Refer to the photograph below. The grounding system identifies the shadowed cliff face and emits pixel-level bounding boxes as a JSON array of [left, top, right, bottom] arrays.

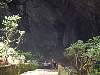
[[6, 0, 100, 59]]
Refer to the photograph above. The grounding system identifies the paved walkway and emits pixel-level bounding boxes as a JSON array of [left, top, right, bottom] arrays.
[[20, 69, 58, 75]]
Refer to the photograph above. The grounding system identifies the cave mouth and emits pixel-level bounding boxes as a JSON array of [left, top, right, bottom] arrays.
[[3, 0, 100, 60]]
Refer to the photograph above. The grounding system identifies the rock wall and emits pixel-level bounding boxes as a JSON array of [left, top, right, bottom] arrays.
[[1, 0, 100, 59]]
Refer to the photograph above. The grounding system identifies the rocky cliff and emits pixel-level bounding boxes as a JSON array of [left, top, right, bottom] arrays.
[[1, 0, 100, 59]]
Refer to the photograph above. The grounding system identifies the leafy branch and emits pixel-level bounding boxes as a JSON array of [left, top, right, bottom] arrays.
[[65, 36, 100, 75]]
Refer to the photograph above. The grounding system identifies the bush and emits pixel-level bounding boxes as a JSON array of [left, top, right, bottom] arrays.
[[0, 63, 39, 75], [65, 36, 100, 75], [17, 63, 39, 74], [92, 61, 100, 75]]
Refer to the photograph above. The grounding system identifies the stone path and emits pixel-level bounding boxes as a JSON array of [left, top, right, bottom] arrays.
[[20, 69, 58, 75]]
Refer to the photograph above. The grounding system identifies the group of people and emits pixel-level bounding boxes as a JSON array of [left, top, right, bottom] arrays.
[[43, 59, 58, 69]]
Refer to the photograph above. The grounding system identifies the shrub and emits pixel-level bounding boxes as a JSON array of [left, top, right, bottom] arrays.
[[17, 63, 39, 74], [65, 36, 100, 75], [0, 15, 33, 65], [0, 63, 39, 75], [0, 15, 39, 75]]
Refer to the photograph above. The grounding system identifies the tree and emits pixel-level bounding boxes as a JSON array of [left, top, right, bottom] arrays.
[[65, 36, 100, 75], [1, 15, 25, 48], [0, 15, 26, 64]]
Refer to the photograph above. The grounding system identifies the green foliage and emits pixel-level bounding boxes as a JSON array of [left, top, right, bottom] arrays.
[[1, 15, 24, 47], [66, 40, 86, 56], [92, 63, 100, 75], [0, 15, 34, 65], [0, 0, 12, 7], [17, 63, 39, 74], [17, 50, 33, 61], [0, 13, 38, 75], [65, 36, 100, 61], [0, 63, 39, 75], [86, 36, 100, 61], [65, 36, 100, 75], [0, 15, 25, 60], [2, 15, 21, 30], [0, 0, 12, 3]]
